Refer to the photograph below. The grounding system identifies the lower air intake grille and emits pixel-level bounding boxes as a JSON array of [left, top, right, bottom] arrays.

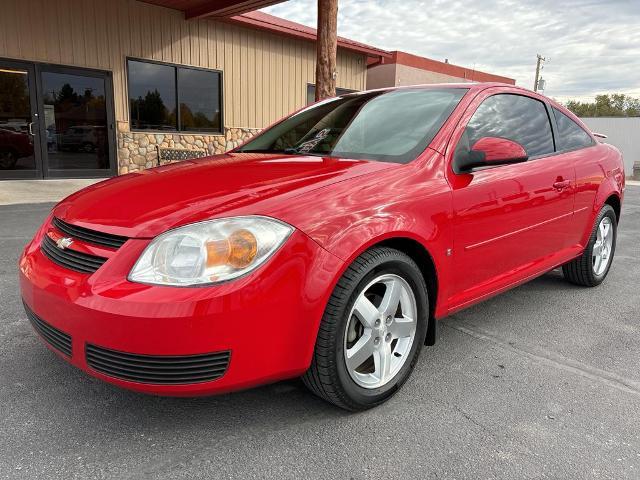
[[85, 344, 231, 385], [24, 303, 72, 357], [41, 235, 107, 273]]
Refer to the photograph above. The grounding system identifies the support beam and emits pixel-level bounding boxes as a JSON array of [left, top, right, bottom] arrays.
[[315, 0, 338, 101]]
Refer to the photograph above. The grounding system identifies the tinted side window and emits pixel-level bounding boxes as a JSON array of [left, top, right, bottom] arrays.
[[127, 59, 222, 133], [457, 94, 555, 159], [128, 60, 177, 130], [179, 68, 222, 133], [553, 108, 594, 151]]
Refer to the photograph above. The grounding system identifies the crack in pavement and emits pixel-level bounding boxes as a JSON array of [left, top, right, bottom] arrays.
[[444, 322, 640, 397]]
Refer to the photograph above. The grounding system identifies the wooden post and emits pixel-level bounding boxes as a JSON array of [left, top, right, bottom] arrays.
[[315, 0, 338, 101]]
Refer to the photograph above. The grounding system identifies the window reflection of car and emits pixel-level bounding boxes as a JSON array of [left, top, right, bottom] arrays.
[[0, 126, 32, 169], [1, 123, 28, 134], [59, 126, 106, 153]]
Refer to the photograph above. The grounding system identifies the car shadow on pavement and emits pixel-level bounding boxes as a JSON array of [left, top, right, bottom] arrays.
[[512, 268, 584, 292]]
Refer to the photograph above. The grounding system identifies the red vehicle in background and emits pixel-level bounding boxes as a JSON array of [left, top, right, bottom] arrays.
[[0, 126, 32, 169], [20, 83, 624, 410]]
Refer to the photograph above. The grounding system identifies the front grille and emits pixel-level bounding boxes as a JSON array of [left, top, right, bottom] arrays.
[[24, 302, 72, 357], [53, 217, 128, 249], [85, 344, 231, 385], [41, 234, 107, 273]]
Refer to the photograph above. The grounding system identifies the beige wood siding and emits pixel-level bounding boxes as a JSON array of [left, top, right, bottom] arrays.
[[0, 0, 367, 129]]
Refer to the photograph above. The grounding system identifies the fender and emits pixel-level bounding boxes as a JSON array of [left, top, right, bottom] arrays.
[[302, 228, 446, 358], [263, 147, 455, 321], [265, 155, 455, 355], [580, 162, 623, 248]]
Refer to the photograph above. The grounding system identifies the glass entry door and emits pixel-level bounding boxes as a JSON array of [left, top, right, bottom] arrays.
[[0, 60, 115, 179], [0, 60, 41, 179], [39, 66, 115, 178]]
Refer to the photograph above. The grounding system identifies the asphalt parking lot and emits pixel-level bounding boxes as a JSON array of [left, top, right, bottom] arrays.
[[1, 187, 639, 480]]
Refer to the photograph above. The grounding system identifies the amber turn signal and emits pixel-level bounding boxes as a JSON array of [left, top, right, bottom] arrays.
[[206, 229, 258, 269]]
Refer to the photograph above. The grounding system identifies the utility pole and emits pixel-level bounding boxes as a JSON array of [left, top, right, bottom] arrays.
[[533, 54, 546, 92], [315, 0, 338, 101]]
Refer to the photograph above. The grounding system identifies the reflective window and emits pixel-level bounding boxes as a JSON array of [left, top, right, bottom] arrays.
[[553, 107, 594, 151], [179, 68, 221, 132], [457, 94, 555, 159], [0, 67, 35, 172], [128, 59, 222, 133], [42, 71, 110, 170], [128, 60, 176, 130], [239, 88, 467, 164]]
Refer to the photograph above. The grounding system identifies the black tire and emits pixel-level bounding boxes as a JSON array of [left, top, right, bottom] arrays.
[[302, 247, 429, 411], [562, 204, 617, 287]]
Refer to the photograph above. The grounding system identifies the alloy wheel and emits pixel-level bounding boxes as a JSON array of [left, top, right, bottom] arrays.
[[593, 216, 613, 276], [343, 274, 417, 389]]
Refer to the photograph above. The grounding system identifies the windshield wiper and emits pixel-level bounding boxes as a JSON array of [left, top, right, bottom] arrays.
[[237, 147, 325, 157]]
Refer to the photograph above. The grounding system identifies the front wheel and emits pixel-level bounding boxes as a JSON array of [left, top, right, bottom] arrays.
[[302, 247, 428, 411], [563, 204, 617, 286]]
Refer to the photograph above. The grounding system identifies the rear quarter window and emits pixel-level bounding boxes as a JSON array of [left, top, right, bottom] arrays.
[[552, 108, 595, 151]]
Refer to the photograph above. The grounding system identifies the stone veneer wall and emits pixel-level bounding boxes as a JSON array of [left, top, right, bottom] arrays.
[[116, 126, 261, 174]]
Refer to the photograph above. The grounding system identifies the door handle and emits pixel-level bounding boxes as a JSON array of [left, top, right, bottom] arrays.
[[28, 122, 34, 136], [552, 180, 571, 191]]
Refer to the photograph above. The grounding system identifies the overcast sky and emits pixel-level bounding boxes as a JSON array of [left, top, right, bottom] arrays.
[[262, 0, 640, 102]]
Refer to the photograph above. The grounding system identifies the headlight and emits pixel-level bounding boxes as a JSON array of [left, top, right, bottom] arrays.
[[128, 216, 293, 286]]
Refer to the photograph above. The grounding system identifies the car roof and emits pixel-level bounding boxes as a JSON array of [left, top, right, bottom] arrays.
[[352, 82, 531, 95], [342, 81, 571, 112]]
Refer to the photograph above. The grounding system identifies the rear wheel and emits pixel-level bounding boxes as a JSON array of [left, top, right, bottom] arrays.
[[563, 204, 617, 286], [302, 247, 428, 411]]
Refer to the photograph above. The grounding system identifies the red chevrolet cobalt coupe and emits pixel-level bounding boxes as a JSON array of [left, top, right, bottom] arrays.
[[20, 83, 624, 410]]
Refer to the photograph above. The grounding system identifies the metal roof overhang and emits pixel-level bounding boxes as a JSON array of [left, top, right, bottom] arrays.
[[140, 2, 390, 60], [141, 1, 288, 19]]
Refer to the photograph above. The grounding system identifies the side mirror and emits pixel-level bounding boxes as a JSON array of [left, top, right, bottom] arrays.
[[455, 137, 528, 173]]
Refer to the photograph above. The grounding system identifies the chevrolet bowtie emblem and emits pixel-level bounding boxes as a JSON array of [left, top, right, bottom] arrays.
[[56, 237, 74, 250]]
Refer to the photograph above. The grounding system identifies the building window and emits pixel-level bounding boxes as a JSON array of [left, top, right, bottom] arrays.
[[127, 59, 222, 133], [306, 84, 357, 105]]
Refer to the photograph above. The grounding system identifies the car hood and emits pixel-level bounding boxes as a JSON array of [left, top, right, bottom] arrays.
[[54, 152, 395, 238]]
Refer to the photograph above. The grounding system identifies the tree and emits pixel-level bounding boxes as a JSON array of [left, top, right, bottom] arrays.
[[565, 94, 640, 117], [0, 72, 29, 117], [57, 83, 78, 104], [131, 89, 173, 128]]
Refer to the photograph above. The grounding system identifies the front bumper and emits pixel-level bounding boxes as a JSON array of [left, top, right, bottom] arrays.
[[19, 218, 344, 396]]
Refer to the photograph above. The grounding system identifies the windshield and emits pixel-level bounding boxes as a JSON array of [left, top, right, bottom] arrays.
[[238, 88, 468, 164]]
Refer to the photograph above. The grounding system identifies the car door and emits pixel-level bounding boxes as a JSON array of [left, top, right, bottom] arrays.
[[445, 89, 575, 310], [550, 106, 603, 246]]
